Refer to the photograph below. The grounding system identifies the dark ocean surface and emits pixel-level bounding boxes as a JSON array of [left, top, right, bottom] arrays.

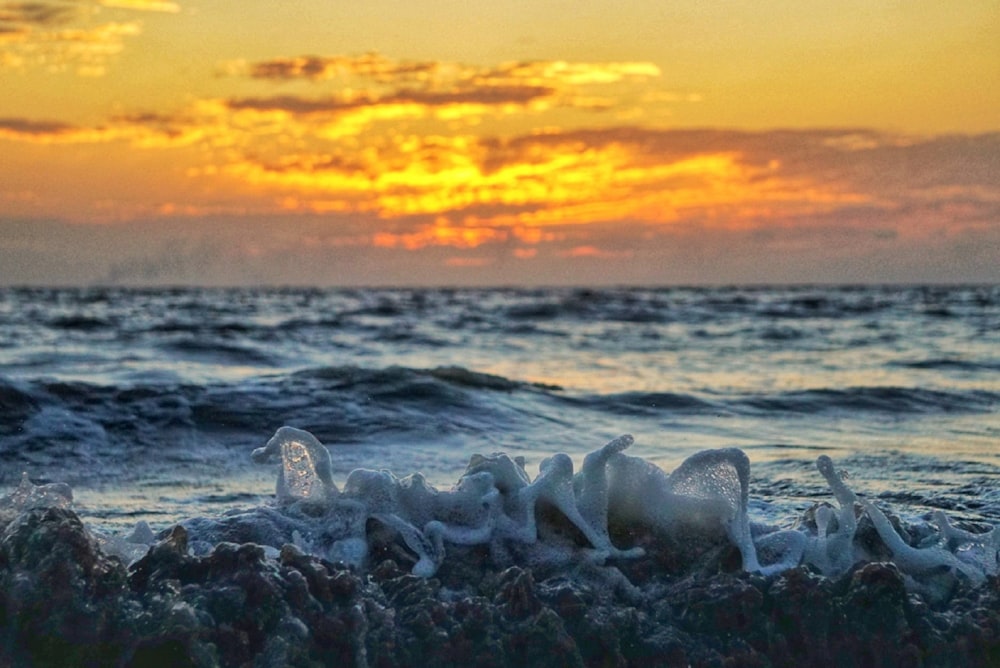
[[1, 285, 997, 533]]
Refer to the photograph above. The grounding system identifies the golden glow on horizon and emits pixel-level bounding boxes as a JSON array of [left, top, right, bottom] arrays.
[[1, 0, 998, 283]]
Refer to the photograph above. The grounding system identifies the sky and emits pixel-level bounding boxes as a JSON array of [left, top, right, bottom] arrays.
[[1, 1, 998, 286]]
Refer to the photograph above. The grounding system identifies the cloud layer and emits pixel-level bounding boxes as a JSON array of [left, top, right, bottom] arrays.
[[1, 48, 997, 285]]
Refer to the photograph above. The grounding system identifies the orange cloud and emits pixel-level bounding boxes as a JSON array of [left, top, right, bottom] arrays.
[[4, 44, 997, 266], [223, 52, 664, 133], [373, 218, 508, 250], [0, 113, 209, 145], [11, 94, 992, 246], [479, 60, 661, 86], [0, 2, 79, 27], [445, 256, 493, 267], [243, 53, 446, 83], [0, 52, 704, 223], [239, 52, 660, 90], [223, 83, 556, 131], [0, 0, 183, 75], [0, 17, 142, 75], [0, 116, 135, 142], [561, 245, 634, 259], [221, 126, 866, 231]]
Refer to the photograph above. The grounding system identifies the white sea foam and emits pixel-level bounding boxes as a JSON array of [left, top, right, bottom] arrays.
[[183, 427, 999, 597], [3, 426, 997, 602]]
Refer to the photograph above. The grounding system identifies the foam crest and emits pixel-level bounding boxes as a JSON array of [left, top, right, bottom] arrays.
[[801, 455, 860, 576], [251, 426, 338, 503], [7, 426, 996, 600], [665, 448, 757, 570], [861, 499, 985, 587], [237, 427, 1000, 596]]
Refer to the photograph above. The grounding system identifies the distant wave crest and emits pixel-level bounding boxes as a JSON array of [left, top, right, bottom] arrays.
[[736, 386, 999, 415]]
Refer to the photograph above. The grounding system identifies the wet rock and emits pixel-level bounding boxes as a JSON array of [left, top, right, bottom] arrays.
[[4, 506, 1000, 667], [494, 567, 542, 620], [669, 572, 764, 637], [0, 507, 129, 667], [765, 566, 837, 664], [840, 562, 912, 638]]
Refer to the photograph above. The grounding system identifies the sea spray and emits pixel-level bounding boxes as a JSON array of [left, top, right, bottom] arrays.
[[158, 427, 999, 601], [4, 428, 1000, 667]]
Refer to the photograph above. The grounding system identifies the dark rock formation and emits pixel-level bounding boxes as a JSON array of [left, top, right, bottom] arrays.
[[0, 507, 130, 667], [2, 507, 1000, 667]]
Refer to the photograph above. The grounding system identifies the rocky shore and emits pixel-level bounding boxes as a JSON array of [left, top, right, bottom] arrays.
[[2, 505, 999, 668]]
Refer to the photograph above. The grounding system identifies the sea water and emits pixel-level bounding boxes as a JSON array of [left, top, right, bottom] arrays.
[[0, 286, 997, 534]]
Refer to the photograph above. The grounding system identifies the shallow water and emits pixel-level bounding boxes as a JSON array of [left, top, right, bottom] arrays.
[[0, 285, 997, 531]]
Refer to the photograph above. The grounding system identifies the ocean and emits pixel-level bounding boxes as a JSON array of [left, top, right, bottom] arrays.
[[1, 285, 998, 534]]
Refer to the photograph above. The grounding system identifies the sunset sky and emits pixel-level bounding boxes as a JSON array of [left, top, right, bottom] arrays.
[[1, 1, 998, 286]]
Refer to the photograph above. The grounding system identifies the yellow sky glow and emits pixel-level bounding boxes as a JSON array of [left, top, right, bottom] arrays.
[[0, 0, 998, 285]]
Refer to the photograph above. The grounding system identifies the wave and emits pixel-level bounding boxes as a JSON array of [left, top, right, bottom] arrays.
[[559, 385, 999, 419], [4, 369, 995, 465], [754, 294, 894, 319], [490, 286, 989, 326], [87, 364, 553, 444], [502, 289, 673, 324], [277, 316, 345, 329], [562, 391, 716, 416], [758, 326, 807, 341], [0, 378, 38, 437], [160, 337, 280, 366], [370, 328, 450, 347], [2, 344, 997, 496], [46, 314, 116, 331], [734, 386, 999, 415], [289, 364, 558, 392], [888, 358, 1000, 372], [0, 363, 561, 482]]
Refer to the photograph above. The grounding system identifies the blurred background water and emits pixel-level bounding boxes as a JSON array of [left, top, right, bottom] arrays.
[[0, 285, 997, 531]]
